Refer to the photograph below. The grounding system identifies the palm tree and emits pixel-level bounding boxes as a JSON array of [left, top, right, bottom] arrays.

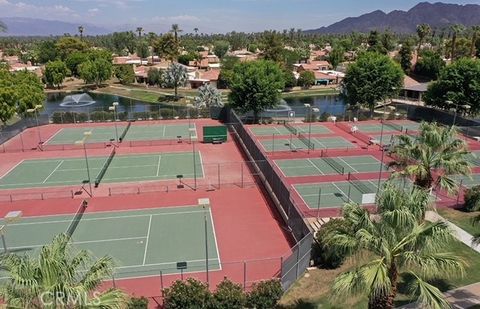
[[390, 122, 471, 195], [450, 24, 465, 60], [469, 26, 480, 57], [0, 234, 126, 308], [136, 27, 143, 38], [78, 25, 84, 39], [170, 24, 183, 43], [193, 27, 199, 36], [325, 182, 466, 309], [473, 215, 480, 245], [416, 24, 431, 62]]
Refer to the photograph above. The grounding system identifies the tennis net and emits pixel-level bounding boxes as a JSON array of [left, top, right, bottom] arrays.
[[65, 200, 88, 237], [284, 122, 297, 135], [323, 157, 345, 174], [298, 133, 315, 150], [348, 173, 373, 194], [383, 120, 403, 132], [95, 148, 116, 187], [119, 121, 131, 142]]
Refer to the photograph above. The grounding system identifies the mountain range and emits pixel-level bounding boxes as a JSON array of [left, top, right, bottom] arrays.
[[0, 17, 110, 36], [305, 2, 480, 34]]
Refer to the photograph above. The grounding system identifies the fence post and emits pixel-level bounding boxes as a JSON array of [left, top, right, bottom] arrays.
[[280, 256, 283, 279], [19, 132, 25, 152], [243, 261, 247, 291], [112, 274, 116, 288], [160, 271, 164, 297], [295, 244, 300, 280]]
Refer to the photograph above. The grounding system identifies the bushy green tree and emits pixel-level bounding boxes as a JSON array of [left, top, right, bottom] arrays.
[[212, 279, 246, 309], [147, 67, 163, 86], [398, 41, 412, 73], [283, 68, 297, 89], [153, 33, 179, 61], [78, 58, 113, 86], [178, 52, 198, 66], [342, 52, 403, 115], [424, 58, 480, 115], [328, 47, 345, 70], [246, 279, 283, 309], [14, 70, 45, 115], [36, 40, 58, 64], [0, 69, 17, 125], [464, 185, 480, 212], [127, 296, 148, 308], [55, 36, 89, 60], [114, 64, 135, 85], [136, 40, 150, 59], [213, 41, 230, 59], [217, 56, 239, 89], [163, 278, 212, 309], [312, 219, 351, 269], [65, 51, 88, 77], [44, 60, 69, 88], [229, 60, 285, 123], [261, 31, 285, 63], [414, 50, 445, 79], [297, 71, 315, 89], [162, 63, 188, 99]]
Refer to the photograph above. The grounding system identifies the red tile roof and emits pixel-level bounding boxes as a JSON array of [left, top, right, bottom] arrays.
[[314, 71, 336, 80], [200, 69, 220, 81]]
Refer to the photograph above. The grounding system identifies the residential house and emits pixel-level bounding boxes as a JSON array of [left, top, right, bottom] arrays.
[[188, 69, 220, 89], [400, 76, 429, 102]]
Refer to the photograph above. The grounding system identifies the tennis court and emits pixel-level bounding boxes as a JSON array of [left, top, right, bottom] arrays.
[[123, 123, 197, 141], [0, 205, 220, 279], [260, 136, 355, 152], [249, 124, 331, 136], [467, 151, 480, 167], [355, 121, 420, 133], [45, 125, 127, 145], [455, 173, 480, 188], [294, 178, 413, 209], [0, 151, 203, 189], [275, 155, 387, 177]]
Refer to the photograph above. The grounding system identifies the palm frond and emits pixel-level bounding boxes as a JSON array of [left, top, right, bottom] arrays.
[[406, 272, 452, 309]]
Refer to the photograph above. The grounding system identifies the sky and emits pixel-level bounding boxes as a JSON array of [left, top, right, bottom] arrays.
[[0, 0, 478, 33]]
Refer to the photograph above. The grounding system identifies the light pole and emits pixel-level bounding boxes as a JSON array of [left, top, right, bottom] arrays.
[[26, 104, 43, 143], [186, 102, 194, 129], [198, 198, 210, 286], [109, 102, 119, 142], [190, 128, 197, 190], [75, 131, 93, 197], [304, 104, 312, 154], [376, 88, 395, 194]]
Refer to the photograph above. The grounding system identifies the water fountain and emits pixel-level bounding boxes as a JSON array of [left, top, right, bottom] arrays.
[[60, 93, 97, 107]]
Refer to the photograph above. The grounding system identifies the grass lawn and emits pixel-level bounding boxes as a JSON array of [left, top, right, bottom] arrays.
[[438, 208, 480, 236], [279, 241, 480, 309], [94, 86, 198, 105], [282, 88, 340, 98]]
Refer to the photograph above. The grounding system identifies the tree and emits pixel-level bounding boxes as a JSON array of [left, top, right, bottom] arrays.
[[170, 24, 183, 44], [464, 185, 480, 212], [78, 58, 113, 86], [450, 24, 466, 60], [246, 280, 283, 309], [194, 27, 199, 36], [229, 60, 285, 123], [312, 219, 351, 269], [0, 234, 126, 308], [328, 47, 345, 70], [178, 52, 198, 66], [414, 50, 445, 80], [162, 63, 188, 99], [44, 60, 69, 88], [469, 26, 480, 57], [283, 68, 296, 89], [136, 40, 150, 59], [127, 296, 148, 308], [342, 52, 403, 115], [424, 58, 480, 114], [416, 24, 431, 61], [390, 122, 471, 194], [14, 70, 45, 115], [398, 41, 412, 73], [213, 40, 230, 59], [212, 278, 246, 309], [65, 51, 88, 77], [111, 31, 136, 55], [297, 71, 315, 89], [136, 27, 143, 38], [324, 183, 465, 309], [36, 41, 58, 64], [153, 33, 179, 61], [163, 278, 212, 309], [114, 64, 135, 85], [55, 37, 88, 60], [0, 69, 17, 125], [194, 84, 223, 108], [261, 31, 285, 63], [217, 56, 239, 89], [147, 68, 163, 86], [367, 30, 386, 54], [78, 25, 84, 39]]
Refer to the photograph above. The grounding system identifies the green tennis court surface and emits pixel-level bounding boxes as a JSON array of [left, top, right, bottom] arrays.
[[0, 152, 203, 189], [124, 123, 197, 141], [260, 136, 355, 152], [355, 121, 420, 133], [0, 206, 220, 279], [45, 126, 127, 145], [454, 173, 480, 188], [466, 151, 480, 167], [249, 124, 331, 136], [294, 178, 414, 209], [275, 155, 388, 177]]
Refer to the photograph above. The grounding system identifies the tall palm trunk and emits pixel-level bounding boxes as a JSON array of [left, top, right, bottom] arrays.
[[451, 33, 457, 60], [386, 263, 399, 309], [471, 32, 478, 57]]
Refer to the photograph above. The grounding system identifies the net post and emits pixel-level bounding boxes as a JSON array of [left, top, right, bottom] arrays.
[[160, 271, 164, 297], [317, 187, 322, 219], [41, 193, 44, 200], [112, 274, 116, 288], [243, 261, 247, 291]]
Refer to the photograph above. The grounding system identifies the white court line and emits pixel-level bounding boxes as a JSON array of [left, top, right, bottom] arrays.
[[42, 160, 64, 183], [332, 182, 351, 202], [5, 209, 208, 227], [6, 236, 147, 251], [0, 159, 25, 179], [118, 257, 221, 270], [156, 155, 162, 177], [307, 158, 324, 175], [208, 207, 222, 271], [291, 185, 313, 208], [338, 157, 358, 173], [162, 125, 166, 137], [274, 126, 283, 134], [312, 137, 327, 149], [197, 151, 205, 178], [42, 129, 63, 145], [142, 215, 153, 266]]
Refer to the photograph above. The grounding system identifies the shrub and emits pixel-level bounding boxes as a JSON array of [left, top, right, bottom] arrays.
[[212, 278, 246, 309], [297, 71, 315, 89], [163, 278, 212, 309], [127, 296, 148, 308], [246, 279, 283, 309], [319, 112, 331, 122], [312, 219, 351, 269], [51, 111, 88, 123], [464, 185, 480, 212]]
